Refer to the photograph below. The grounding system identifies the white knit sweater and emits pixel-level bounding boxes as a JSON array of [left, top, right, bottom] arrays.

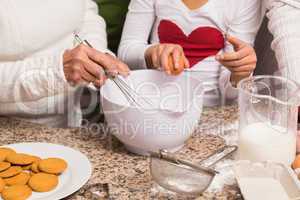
[[0, 0, 108, 127], [265, 0, 300, 83]]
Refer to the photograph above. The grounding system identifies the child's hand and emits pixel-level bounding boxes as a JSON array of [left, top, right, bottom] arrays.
[[216, 35, 257, 85], [145, 44, 189, 75]]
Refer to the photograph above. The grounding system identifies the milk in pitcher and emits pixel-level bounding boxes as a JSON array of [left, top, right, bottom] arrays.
[[238, 122, 296, 166]]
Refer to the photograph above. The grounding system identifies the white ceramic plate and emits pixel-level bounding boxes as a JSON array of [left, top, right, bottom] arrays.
[[1, 143, 92, 200]]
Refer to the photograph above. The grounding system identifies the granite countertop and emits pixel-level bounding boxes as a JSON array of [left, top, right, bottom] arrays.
[[0, 106, 241, 200]]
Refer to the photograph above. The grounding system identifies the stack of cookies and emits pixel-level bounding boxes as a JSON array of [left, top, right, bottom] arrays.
[[0, 147, 68, 200]]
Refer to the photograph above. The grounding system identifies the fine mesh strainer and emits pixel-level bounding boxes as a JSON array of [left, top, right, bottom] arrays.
[[149, 145, 237, 195]]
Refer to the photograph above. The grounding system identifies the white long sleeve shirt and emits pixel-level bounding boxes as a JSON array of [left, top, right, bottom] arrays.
[[118, 0, 262, 106], [0, 0, 108, 127], [264, 0, 300, 83]]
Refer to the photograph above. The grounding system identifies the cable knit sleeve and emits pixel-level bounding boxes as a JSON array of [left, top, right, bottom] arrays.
[[266, 0, 300, 83], [118, 0, 156, 69], [219, 0, 263, 104], [0, 52, 69, 103], [0, 0, 110, 104], [78, 0, 111, 54]]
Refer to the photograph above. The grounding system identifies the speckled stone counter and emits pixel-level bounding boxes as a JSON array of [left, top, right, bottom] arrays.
[[0, 106, 241, 200]]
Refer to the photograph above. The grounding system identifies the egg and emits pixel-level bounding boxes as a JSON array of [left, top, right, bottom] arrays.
[[292, 155, 300, 169], [168, 54, 185, 75]]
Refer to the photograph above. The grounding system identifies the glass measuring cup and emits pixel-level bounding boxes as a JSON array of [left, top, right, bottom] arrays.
[[237, 75, 300, 166]]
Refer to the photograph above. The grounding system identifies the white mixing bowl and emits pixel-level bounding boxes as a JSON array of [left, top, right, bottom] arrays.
[[100, 70, 204, 155]]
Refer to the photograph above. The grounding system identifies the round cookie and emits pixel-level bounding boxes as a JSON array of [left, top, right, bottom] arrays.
[[0, 148, 16, 162], [38, 158, 67, 174], [1, 185, 32, 200], [0, 162, 11, 172], [23, 156, 41, 171], [0, 166, 22, 178], [29, 156, 41, 163], [6, 153, 35, 166], [31, 162, 40, 173], [4, 172, 30, 186], [0, 178, 5, 193], [28, 173, 58, 192]]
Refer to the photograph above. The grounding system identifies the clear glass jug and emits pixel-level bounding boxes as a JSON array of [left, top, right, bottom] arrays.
[[237, 75, 300, 166]]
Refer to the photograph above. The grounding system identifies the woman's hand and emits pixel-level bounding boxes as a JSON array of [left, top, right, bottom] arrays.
[[63, 44, 130, 87], [216, 35, 257, 85], [145, 44, 189, 75]]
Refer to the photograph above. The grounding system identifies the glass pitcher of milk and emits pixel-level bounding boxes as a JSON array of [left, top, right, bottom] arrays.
[[237, 76, 300, 166]]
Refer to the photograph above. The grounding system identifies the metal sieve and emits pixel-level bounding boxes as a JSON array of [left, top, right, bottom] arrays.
[[149, 145, 237, 196]]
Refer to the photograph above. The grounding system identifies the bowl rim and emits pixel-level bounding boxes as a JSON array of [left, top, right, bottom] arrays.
[[100, 69, 204, 112]]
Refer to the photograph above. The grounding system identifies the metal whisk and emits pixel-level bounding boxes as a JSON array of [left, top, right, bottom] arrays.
[[74, 34, 155, 108]]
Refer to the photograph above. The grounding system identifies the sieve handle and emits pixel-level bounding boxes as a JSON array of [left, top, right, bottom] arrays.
[[200, 145, 238, 168]]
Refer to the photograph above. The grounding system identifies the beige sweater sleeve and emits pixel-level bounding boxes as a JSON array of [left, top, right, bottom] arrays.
[[266, 0, 300, 83], [0, 53, 69, 103], [0, 0, 109, 104], [78, 0, 110, 53]]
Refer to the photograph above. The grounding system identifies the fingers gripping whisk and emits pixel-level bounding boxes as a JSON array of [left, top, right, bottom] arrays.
[[74, 34, 155, 109]]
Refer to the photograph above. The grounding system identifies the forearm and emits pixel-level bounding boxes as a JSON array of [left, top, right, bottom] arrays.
[[0, 53, 68, 103], [118, 40, 153, 70], [78, 0, 110, 53], [266, 1, 300, 83], [118, 0, 155, 70]]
